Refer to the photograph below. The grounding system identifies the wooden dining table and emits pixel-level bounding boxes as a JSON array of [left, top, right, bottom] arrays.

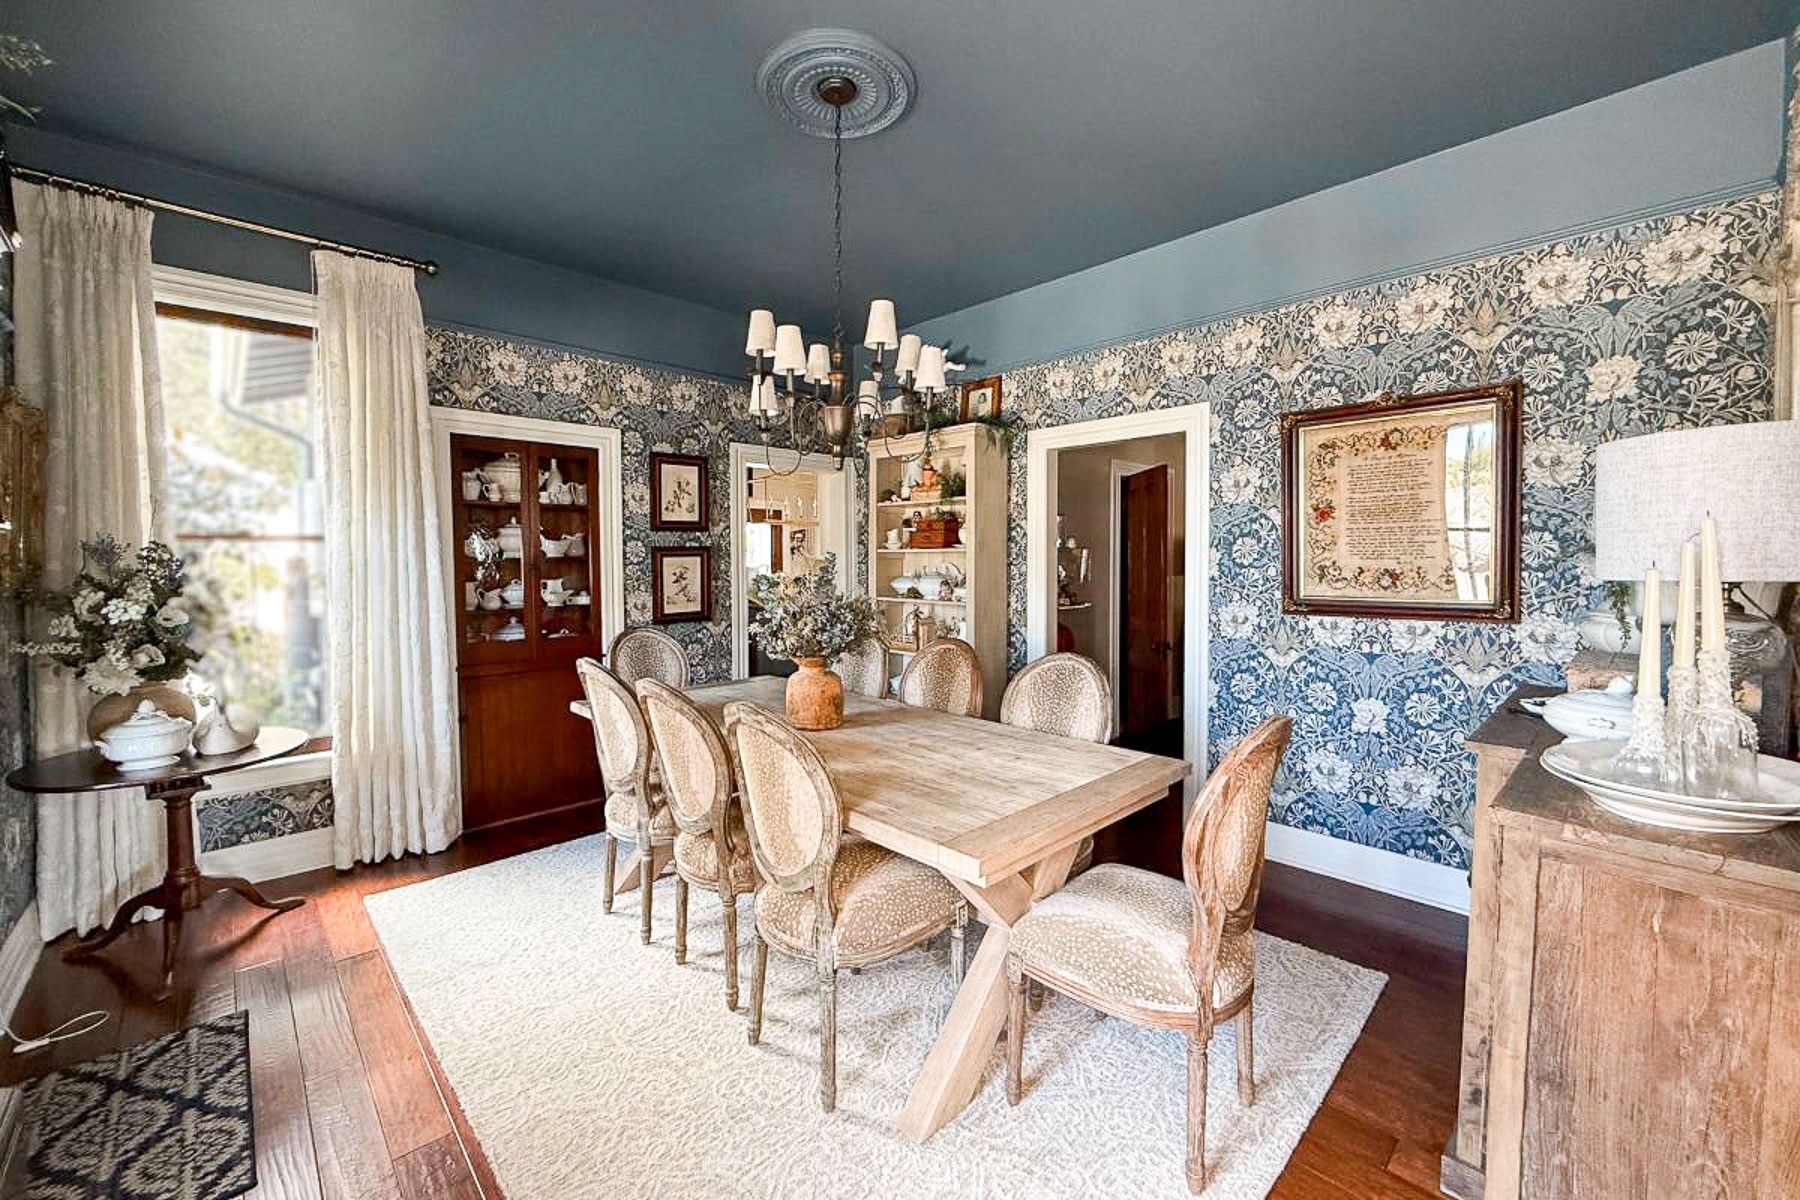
[[571, 675, 1190, 1141]]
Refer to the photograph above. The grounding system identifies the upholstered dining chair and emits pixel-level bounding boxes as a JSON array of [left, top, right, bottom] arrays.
[[723, 701, 969, 1113], [833, 636, 889, 699], [895, 637, 982, 717], [999, 652, 1112, 1002], [636, 678, 757, 1009], [576, 656, 675, 944], [608, 626, 690, 688], [1002, 715, 1293, 1193]]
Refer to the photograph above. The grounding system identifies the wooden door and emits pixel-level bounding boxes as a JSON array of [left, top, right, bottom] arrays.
[[1119, 465, 1171, 745]]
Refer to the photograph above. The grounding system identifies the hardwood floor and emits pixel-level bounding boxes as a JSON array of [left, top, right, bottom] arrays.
[[0, 805, 1466, 1199]]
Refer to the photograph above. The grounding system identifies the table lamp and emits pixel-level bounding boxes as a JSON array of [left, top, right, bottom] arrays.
[[1595, 420, 1800, 756]]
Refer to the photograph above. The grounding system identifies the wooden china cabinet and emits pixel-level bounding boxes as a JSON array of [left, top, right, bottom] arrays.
[[449, 433, 604, 829]]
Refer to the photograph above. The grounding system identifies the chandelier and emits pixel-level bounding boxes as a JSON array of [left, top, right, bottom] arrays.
[[744, 31, 954, 469]]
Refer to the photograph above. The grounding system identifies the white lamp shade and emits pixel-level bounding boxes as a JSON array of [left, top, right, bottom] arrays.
[[915, 344, 946, 391], [863, 298, 898, 350], [806, 342, 831, 383], [745, 309, 776, 356], [751, 375, 781, 415], [895, 333, 922, 377], [1595, 421, 1800, 581], [857, 379, 880, 403], [772, 324, 807, 375]]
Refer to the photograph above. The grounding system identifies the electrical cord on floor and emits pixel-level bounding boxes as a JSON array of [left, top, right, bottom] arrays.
[[6, 1010, 109, 1055]]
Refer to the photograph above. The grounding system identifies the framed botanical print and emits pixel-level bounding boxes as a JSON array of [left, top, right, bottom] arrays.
[[652, 546, 713, 623], [1280, 380, 1521, 622], [650, 453, 709, 531], [960, 375, 1002, 422]]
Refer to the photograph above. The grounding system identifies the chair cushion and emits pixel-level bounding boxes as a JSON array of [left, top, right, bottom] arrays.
[[605, 789, 675, 844], [755, 840, 961, 966], [673, 813, 758, 893], [1010, 862, 1253, 1016]]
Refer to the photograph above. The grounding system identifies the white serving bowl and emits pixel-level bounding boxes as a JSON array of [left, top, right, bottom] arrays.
[[95, 700, 193, 771], [890, 575, 918, 595], [1539, 679, 1633, 742]]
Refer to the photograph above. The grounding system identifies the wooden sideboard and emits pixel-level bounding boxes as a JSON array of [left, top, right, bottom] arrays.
[[1445, 686, 1800, 1199]]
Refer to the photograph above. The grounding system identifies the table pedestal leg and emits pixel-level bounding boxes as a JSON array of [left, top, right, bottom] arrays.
[[63, 782, 304, 998]]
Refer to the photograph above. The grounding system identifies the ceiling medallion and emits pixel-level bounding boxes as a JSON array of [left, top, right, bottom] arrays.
[[756, 28, 916, 139]]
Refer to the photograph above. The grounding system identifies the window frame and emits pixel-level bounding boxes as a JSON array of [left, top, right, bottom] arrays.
[[153, 265, 333, 786]]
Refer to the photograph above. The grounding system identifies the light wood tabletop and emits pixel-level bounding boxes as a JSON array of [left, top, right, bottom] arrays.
[[571, 674, 1191, 1140]]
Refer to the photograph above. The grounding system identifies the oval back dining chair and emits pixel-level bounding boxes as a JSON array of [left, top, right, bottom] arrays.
[[608, 626, 690, 688], [833, 636, 889, 700], [637, 678, 756, 1008], [999, 652, 1112, 964], [577, 656, 674, 944], [724, 701, 967, 1113], [896, 637, 982, 718], [1002, 715, 1293, 1193]]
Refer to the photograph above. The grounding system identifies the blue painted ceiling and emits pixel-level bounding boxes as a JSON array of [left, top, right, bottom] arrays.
[[3, 1, 1787, 331]]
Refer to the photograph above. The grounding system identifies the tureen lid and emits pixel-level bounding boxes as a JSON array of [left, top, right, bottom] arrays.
[[1542, 679, 1634, 727], [101, 700, 193, 740]]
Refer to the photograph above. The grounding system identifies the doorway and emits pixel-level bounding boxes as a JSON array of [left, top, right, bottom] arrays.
[[728, 443, 855, 679]]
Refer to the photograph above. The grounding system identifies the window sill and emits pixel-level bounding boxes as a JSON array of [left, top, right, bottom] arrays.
[[195, 747, 333, 799]]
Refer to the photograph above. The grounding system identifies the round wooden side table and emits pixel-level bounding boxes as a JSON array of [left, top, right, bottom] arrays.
[[6, 727, 311, 999]]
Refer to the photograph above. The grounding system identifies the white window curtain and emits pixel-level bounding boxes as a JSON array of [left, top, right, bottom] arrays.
[[313, 252, 459, 869], [13, 182, 169, 940]]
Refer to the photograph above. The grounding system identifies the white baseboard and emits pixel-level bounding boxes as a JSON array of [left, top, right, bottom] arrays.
[[199, 827, 334, 883], [0, 901, 41, 1176], [1265, 823, 1471, 915]]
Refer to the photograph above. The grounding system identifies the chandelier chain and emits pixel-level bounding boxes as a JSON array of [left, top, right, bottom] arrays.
[[832, 102, 844, 349]]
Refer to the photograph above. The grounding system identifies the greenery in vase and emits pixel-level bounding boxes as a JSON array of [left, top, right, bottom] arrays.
[[941, 468, 966, 500], [746, 554, 879, 667], [17, 535, 211, 695]]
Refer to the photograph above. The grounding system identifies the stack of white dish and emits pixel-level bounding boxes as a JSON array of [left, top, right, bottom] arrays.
[[1540, 739, 1800, 833]]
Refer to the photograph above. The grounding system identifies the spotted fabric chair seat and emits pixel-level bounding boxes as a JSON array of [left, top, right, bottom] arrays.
[[672, 812, 757, 893], [604, 788, 675, 844], [1010, 864, 1253, 1015], [754, 839, 962, 968]]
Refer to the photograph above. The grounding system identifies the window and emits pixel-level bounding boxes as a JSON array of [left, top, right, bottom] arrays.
[[154, 275, 328, 735]]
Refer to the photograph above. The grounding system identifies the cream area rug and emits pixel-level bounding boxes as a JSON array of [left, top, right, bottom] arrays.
[[365, 836, 1385, 1199]]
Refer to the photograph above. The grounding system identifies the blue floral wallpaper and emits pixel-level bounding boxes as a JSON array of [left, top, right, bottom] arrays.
[[198, 779, 332, 853], [996, 191, 1779, 870]]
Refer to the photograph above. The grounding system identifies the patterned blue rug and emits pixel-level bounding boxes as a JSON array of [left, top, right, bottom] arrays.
[[20, 1012, 254, 1200]]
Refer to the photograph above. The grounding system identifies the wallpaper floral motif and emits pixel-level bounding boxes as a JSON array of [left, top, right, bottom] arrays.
[[199, 779, 333, 853], [425, 330, 853, 681], [996, 191, 1779, 870]]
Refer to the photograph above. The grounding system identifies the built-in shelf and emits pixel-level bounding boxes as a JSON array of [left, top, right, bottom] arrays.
[[877, 596, 966, 607], [461, 497, 521, 509], [877, 546, 966, 555], [878, 497, 965, 509], [1057, 602, 1093, 611]]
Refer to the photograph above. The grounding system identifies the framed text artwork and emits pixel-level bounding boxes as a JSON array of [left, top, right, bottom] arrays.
[[1280, 380, 1521, 622], [650, 453, 709, 532], [651, 545, 714, 624]]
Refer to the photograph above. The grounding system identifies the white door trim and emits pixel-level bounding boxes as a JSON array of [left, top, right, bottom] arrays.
[[1105, 458, 1155, 731], [728, 442, 856, 679], [428, 408, 626, 821], [1026, 404, 1210, 809]]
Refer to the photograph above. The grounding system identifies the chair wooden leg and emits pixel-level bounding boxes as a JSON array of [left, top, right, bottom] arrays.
[[747, 930, 768, 1045], [674, 877, 689, 964], [819, 963, 838, 1113], [721, 889, 740, 1010], [639, 849, 654, 945], [602, 834, 618, 914], [1187, 1033, 1209, 1194], [950, 900, 968, 987], [1005, 955, 1028, 1106], [1236, 997, 1255, 1106]]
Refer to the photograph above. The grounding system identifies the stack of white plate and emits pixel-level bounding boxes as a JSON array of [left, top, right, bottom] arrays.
[[1541, 740, 1800, 833]]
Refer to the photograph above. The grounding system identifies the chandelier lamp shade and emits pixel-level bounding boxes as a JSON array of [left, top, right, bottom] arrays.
[[744, 29, 956, 470]]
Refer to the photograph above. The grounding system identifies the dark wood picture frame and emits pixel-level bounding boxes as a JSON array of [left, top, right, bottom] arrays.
[[651, 545, 714, 624], [1279, 379, 1522, 623], [960, 375, 1003, 422], [649, 453, 710, 532]]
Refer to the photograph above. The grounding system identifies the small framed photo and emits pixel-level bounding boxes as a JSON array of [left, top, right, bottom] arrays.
[[650, 453, 709, 531], [960, 375, 1002, 422], [651, 546, 713, 623]]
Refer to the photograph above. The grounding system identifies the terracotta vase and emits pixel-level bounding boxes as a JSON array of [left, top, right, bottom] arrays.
[[785, 657, 844, 731], [87, 681, 197, 740]]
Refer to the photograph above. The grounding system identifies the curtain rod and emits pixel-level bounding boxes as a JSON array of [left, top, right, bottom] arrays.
[[10, 164, 439, 276]]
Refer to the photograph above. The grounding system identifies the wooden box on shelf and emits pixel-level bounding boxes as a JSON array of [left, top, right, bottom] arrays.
[[867, 424, 1005, 716], [450, 433, 604, 830]]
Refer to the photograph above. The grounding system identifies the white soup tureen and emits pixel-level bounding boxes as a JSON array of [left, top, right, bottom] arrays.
[[95, 700, 194, 771]]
